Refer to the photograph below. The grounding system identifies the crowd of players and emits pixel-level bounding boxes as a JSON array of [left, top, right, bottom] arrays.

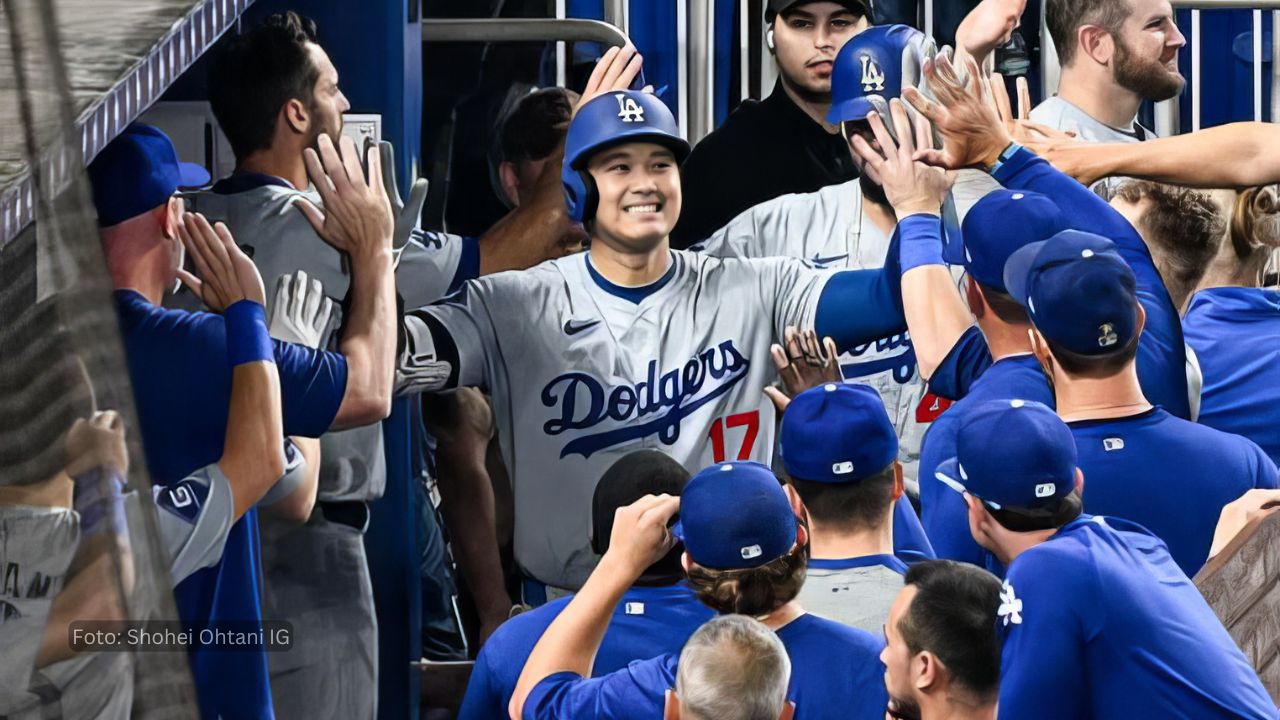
[[6, 0, 1280, 718]]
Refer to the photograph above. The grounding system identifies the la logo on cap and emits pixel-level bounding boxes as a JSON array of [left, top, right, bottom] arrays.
[[860, 54, 886, 91], [616, 94, 645, 123], [740, 544, 763, 560], [1098, 323, 1118, 347]]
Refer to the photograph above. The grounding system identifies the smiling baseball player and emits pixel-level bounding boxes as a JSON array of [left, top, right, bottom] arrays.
[[397, 87, 911, 591]]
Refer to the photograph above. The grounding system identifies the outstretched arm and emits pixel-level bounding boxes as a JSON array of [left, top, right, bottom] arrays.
[[1033, 122, 1280, 189], [849, 100, 974, 380]]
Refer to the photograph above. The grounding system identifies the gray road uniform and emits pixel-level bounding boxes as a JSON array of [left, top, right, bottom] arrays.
[[692, 176, 992, 487], [0, 465, 234, 720], [189, 177, 471, 719], [398, 250, 844, 589]]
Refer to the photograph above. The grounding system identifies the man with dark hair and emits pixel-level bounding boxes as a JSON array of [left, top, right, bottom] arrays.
[[936, 399, 1275, 719], [880, 560, 1001, 720], [510, 461, 889, 720], [1110, 180, 1224, 310], [1000, 230, 1277, 575], [779, 383, 923, 632], [1034, 0, 1185, 143], [671, 0, 870, 248], [456, 450, 713, 720]]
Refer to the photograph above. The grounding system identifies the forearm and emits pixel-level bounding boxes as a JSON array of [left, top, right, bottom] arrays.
[[897, 214, 974, 379], [220, 302, 286, 519], [510, 556, 631, 717], [334, 250, 397, 427], [264, 437, 320, 522], [1071, 122, 1277, 188], [478, 147, 572, 275], [437, 448, 509, 632]]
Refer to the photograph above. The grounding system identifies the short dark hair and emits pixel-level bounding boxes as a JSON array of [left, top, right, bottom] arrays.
[[974, 280, 1030, 325], [1043, 329, 1139, 379], [898, 560, 1002, 699], [787, 464, 895, 534], [592, 450, 690, 585], [686, 541, 809, 617], [988, 491, 1083, 533], [1046, 0, 1131, 67], [498, 88, 575, 166], [1114, 181, 1222, 307], [209, 12, 321, 161]]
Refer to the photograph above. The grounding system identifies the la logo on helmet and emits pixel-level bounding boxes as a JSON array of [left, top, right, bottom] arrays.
[[860, 54, 886, 92], [616, 94, 645, 123]]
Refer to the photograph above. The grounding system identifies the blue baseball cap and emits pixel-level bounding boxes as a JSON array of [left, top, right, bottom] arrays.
[[828, 24, 924, 125], [1003, 230, 1139, 357], [779, 383, 898, 483], [935, 399, 1078, 512], [676, 462, 797, 570], [948, 190, 1069, 290], [88, 124, 210, 227]]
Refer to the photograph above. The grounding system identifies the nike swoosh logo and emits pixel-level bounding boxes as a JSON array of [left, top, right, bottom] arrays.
[[810, 253, 849, 267], [563, 319, 601, 336]]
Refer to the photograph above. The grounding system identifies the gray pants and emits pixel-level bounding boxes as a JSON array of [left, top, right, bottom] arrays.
[[260, 511, 378, 719]]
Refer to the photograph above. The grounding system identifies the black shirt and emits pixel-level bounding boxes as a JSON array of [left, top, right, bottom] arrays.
[[670, 80, 857, 248]]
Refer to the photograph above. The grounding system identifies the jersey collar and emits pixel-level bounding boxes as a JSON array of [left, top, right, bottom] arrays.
[[807, 554, 910, 574], [584, 251, 678, 304], [211, 171, 296, 195]]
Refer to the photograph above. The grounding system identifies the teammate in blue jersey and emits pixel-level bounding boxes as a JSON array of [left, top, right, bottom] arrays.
[[88, 123, 396, 718], [510, 461, 889, 720], [935, 399, 1276, 720], [1001, 230, 1278, 575], [779, 382, 930, 632], [457, 451, 713, 720], [864, 56, 1191, 419]]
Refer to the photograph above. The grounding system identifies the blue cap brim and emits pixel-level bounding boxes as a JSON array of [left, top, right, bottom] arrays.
[[828, 97, 877, 125], [177, 161, 210, 189], [1002, 239, 1049, 306], [934, 458, 968, 496]]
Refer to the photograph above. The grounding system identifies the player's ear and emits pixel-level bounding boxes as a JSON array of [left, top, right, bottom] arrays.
[[1074, 467, 1085, 496], [964, 276, 986, 319], [1078, 24, 1116, 67], [915, 650, 939, 690], [156, 198, 180, 240], [778, 701, 795, 720], [1134, 303, 1147, 336], [498, 161, 522, 208], [283, 97, 310, 136], [663, 689, 680, 720], [892, 462, 904, 501], [681, 551, 693, 574]]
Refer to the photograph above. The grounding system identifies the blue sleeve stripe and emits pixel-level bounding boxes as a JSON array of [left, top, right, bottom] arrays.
[[449, 236, 481, 296]]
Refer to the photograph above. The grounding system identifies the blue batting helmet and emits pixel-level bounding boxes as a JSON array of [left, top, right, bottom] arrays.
[[829, 24, 928, 140], [562, 90, 690, 224]]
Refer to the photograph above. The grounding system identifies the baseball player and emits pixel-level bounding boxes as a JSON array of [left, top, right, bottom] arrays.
[[90, 122, 392, 719], [880, 561, 1001, 720], [457, 450, 713, 720], [936, 399, 1276, 720], [397, 88, 911, 591], [511, 462, 889, 720], [0, 230, 299, 719], [779, 383, 925, 632]]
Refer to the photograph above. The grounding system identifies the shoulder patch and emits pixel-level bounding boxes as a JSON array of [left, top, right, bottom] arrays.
[[156, 478, 210, 525]]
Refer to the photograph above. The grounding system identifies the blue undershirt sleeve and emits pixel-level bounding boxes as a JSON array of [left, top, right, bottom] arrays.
[[994, 148, 1190, 418], [271, 340, 348, 437], [925, 326, 994, 401], [815, 227, 907, 352]]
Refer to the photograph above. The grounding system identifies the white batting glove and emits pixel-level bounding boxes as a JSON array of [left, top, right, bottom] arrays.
[[379, 140, 430, 251], [268, 270, 334, 349]]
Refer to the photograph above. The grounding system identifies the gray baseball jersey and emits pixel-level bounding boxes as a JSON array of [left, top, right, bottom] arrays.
[[399, 250, 833, 588], [797, 556, 908, 634], [0, 464, 232, 718], [693, 177, 994, 487], [1030, 96, 1156, 144], [189, 180, 469, 504]]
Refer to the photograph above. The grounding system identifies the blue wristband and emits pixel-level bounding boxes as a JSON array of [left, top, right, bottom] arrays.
[[898, 214, 946, 272], [225, 300, 274, 366], [73, 468, 127, 538]]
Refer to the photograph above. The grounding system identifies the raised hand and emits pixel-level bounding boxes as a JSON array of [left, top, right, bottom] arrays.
[[178, 212, 267, 310], [378, 140, 430, 251], [602, 494, 680, 579], [904, 54, 1013, 171], [956, 0, 1027, 58], [574, 44, 644, 116], [765, 327, 844, 413], [65, 411, 129, 478], [269, 270, 335, 349], [850, 99, 955, 218], [296, 134, 395, 261]]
